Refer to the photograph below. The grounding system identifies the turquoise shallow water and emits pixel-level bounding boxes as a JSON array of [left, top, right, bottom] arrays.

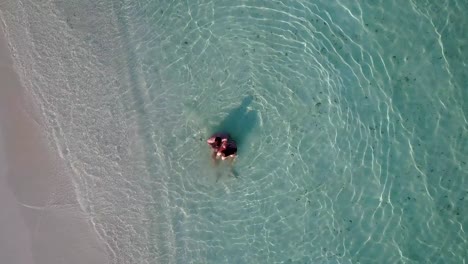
[[1, 0, 468, 263]]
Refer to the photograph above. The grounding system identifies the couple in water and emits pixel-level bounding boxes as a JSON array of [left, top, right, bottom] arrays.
[[206, 132, 237, 165]]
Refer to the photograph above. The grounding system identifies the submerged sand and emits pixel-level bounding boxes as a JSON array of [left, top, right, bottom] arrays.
[[0, 22, 108, 264]]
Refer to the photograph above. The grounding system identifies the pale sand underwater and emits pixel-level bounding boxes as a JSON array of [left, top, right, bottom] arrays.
[[0, 23, 108, 264], [1, 0, 467, 263]]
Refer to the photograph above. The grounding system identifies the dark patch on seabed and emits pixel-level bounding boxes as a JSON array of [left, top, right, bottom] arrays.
[[211, 95, 258, 151]]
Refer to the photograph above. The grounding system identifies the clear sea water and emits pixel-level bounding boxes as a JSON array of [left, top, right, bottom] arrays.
[[1, 0, 467, 263]]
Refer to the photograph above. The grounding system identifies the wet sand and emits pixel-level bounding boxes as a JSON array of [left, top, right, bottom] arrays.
[[0, 22, 108, 264]]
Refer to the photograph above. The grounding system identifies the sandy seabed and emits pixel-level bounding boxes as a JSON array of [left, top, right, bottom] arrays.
[[0, 22, 109, 264]]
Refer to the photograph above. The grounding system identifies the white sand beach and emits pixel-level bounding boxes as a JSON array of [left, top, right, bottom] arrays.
[[0, 22, 108, 264]]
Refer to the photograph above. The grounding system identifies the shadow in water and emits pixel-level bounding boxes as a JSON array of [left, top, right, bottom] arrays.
[[210, 95, 258, 151]]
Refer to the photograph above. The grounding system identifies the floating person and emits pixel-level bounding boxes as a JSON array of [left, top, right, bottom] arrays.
[[206, 132, 238, 180], [206, 132, 230, 163]]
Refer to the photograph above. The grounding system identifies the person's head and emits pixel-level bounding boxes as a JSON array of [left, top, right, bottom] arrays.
[[214, 137, 222, 146]]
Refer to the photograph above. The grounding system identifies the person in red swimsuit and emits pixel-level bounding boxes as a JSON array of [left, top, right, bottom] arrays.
[[206, 133, 237, 163]]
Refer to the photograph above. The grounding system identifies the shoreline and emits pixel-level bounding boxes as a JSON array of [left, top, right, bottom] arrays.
[[0, 21, 108, 264]]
